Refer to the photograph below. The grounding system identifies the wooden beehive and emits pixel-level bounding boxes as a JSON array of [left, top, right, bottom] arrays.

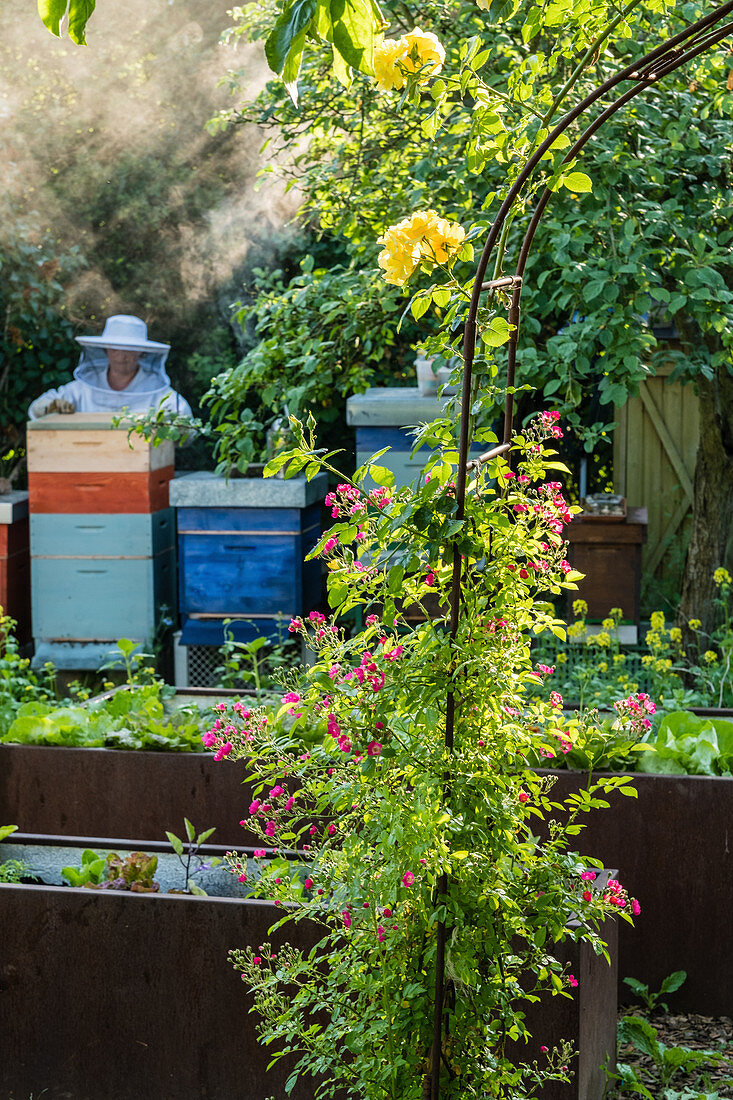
[[27, 413, 174, 514], [0, 492, 31, 644], [171, 472, 327, 642], [27, 415, 177, 662]]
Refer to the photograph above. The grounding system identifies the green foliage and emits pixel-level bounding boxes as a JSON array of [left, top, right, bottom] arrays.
[[216, 0, 733, 450], [61, 848, 107, 887], [0, 858, 28, 883], [165, 818, 220, 895], [214, 621, 299, 696], [623, 971, 687, 1014], [37, 0, 97, 45], [0, 683, 210, 752], [638, 712, 733, 777], [202, 258, 419, 465], [62, 849, 160, 891], [0, 610, 56, 727], [0, 203, 84, 458], [612, 1010, 732, 1097]]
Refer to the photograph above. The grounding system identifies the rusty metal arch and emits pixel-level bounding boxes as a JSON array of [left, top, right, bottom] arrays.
[[431, 4, 733, 1096]]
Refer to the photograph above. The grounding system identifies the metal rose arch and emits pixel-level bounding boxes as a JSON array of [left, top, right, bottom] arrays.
[[432, 4, 733, 1096]]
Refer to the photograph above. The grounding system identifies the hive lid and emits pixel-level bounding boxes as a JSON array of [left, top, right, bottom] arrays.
[[346, 387, 451, 427], [0, 491, 29, 524], [170, 470, 328, 509], [27, 413, 136, 431]]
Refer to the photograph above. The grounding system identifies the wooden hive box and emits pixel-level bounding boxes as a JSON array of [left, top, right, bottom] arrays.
[[27, 413, 174, 513], [347, 387, 484, 488], [30, 509, 176, 644], [0, 492, 31, 644], [171, 472, 327, 630]]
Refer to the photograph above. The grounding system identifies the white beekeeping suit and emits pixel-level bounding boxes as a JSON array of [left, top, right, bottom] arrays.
[[28, 314, 193, 419]]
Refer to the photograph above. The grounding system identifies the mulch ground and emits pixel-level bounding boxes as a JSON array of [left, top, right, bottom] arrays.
[[612, 1006, 733, 1097]]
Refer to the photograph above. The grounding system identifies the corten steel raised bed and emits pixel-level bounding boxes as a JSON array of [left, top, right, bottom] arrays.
[[0, 853, 617, 1100], [0, 884, 320, 1100], [544, 770, 733, 1015], [0, 688, 268, 847], [512, 920, 618, 1100], [0, 741, 259, 847]]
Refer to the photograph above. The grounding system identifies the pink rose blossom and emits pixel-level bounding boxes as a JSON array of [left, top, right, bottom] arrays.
[[304, 877, 313, 889], [402, 871, 415, 887]]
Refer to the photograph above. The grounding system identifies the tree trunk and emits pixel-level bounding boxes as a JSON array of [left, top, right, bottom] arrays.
[[679, 363, 733, 636]]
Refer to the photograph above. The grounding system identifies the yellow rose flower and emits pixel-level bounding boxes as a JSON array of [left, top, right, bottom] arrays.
[[377, 209, 465, 287], [373, 37, 408, 92], [373, 27, 445, 92], [399, 27, 446, 82]]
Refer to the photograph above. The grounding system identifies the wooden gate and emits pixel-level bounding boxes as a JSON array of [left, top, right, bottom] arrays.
[[613, 365, 700, 579]]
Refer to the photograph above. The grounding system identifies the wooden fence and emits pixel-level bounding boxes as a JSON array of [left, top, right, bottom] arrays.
[[613, 365, 700, 579]]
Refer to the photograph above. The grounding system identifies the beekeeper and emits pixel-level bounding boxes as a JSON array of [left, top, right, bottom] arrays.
[[28, 314, 193, 419]]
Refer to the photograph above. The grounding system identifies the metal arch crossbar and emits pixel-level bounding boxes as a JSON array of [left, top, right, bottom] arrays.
[[429, 5, 733, 1098]]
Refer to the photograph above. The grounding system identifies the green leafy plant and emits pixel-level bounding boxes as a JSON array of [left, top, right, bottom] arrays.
[[637, 713, 733, 777], [62, 849, 160, 891], [0, 611, 56, 728], [622, 971, 687, 1014], [0, 824, 27, 883], [165, 818, 219, 896], [102, 851, 160, 892], [612, 1014, 731, 1098], [1, 640, 214, 752], [214, 621, 298, 697], [61, 849, 108, 888]]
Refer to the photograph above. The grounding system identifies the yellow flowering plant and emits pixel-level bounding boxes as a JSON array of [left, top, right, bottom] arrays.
[[373, 27, 446, 93], [377, 209, 468, 286]]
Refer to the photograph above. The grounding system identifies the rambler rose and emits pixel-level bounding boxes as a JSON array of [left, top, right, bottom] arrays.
[[373, 26, 445, 93]]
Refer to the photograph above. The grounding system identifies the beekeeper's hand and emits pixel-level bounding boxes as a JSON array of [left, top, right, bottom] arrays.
[[39, 398, 76, 415]]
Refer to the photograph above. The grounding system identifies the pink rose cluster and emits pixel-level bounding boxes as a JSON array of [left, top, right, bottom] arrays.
[[580, 869, 640, 916], [539, 409, 563, 439], [288, 610, 340, 642], [613, 691, 656, 733], [320, 484, 393, 554], [201, 700, 269, 761], [246, 783, 296, 842]]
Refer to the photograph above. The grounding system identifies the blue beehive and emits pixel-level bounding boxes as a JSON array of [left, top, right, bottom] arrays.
[[170, 471, 327, 649], [30, 511, 176, 645], [346, 387, 484, 486]]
